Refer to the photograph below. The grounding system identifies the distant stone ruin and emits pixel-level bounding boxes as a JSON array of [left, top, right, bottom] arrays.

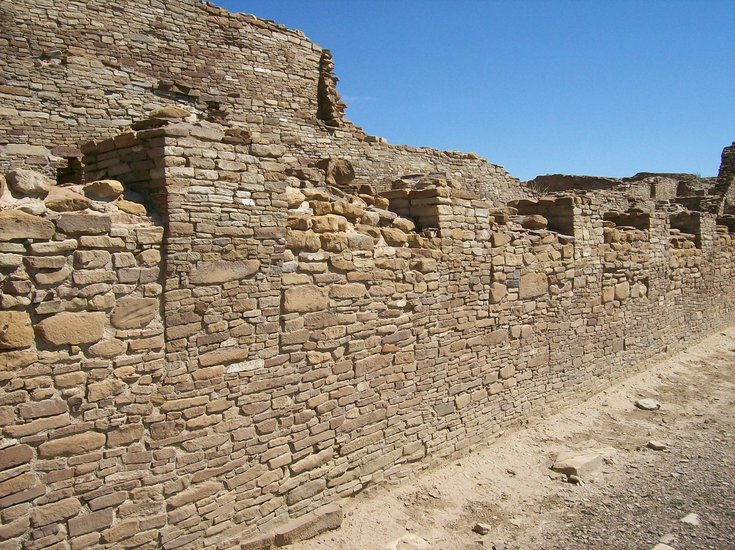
[[1, 1, 734, 549]]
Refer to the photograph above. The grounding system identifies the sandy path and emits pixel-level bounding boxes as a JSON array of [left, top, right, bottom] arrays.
[[290, 327, 735, 550]]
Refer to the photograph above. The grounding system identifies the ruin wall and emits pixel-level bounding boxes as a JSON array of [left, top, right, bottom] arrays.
[[1, 121, 734, 549], [0, 0, 523, 204]]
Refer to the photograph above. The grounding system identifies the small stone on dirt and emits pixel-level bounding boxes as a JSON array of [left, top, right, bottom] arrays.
[[679, 512, 700, 526], [635, 398, 661, 410], [646, 440, 667, 451], [567, 474, 584, 486], [473, 523, 491, 535], [652, 544, 674, 550]]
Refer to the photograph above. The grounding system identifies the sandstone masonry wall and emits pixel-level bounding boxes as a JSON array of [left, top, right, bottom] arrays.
[[1, 1, 734, 548], [2, 118, 733, 549], [0, 0, 524, 206]]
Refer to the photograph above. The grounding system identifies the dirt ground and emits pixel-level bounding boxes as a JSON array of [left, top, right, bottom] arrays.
[[292, 327, 735, 550]]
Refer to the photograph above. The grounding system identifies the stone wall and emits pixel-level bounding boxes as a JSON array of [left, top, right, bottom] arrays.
[[1, 0, 734, 548], [0, 0, 524, 206], [2, 118, 734, 549]]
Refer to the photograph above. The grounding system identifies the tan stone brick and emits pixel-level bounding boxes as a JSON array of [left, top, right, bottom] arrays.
[[0, 311, 34, 350], [31, 497, 81, 527], [36, 312, 106, 346], [283, 285, 328, 313], [38, 431, 106, 458]]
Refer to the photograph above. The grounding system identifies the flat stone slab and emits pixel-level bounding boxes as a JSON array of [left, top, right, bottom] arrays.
[[552, 452, 603, 478], [273, 503, 342, 546]]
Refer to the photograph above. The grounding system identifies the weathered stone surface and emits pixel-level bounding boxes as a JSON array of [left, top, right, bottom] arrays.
[[117, 199, 147, 216], [36, 312, 106, 345], [521, 214, 548, 229], [44, 186, 91, 212], [489, 282, 507, 303], [0, 311, 34, 349], [552, 452, 603, 478], [88, 379, 126, 401], [286, 478, 326, 505], [519, 272, 548, 299], [0, 444, 33, 471], [199, 347, 248, 367], [283, 285, 328, 313], [38, 431, 106, 457], [6, 169, 53, 196], [110, 297, 158, 329], [189, 260, 260, 284], [84, 179, 124, 200], [89, 338, 127, 358], [55, 213, 111, 235], [274, 503, 342, 546], [0, 210, 55, 240], [615, 281, 631, 300], [31, 497, 81, 527], [316, 158, 355, 186], [169, 481, 221, 508], [107, 424, 144, 447], [635, 398, 661, 411], [68, 509, 113, 537], [150, 105, 191, 119]]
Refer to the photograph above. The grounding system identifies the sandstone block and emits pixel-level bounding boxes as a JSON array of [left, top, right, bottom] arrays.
[[189, 260, 260, 284], [39, 431, 106, 458], [56, 213, 111, 235], [519, 272, 548, 300], [392, 217, 415, 232], [521, 214, 548, 230], [274, 503, 342, 546], [552, 452, 602, 478], [0, 350, 38, 372], [169, 481, 221, 508], [614, 281, 630, 300], [45, 187, 90, 212], [250, 143, 287, 158], [36, 312, 106, 345], [68, 508, 113, 537], [19, 398, 67, 419], [329, 283, 366, 299], [315, 158, 355, 186], [89, 339, 126, 358], [199, 347, 248, 367], [0, 444, 33, 471], [0, 311, 34, 349], [0, 210, 55, 241], [489, 282, 507, 303], [285, 187, 306, 208], [31, 497, 81, 527], [311, 214, 346, 233], [492, 232, 512, 247], [285, 478, 326, 505], [117, 199, 147, 216], [150, 105, 191, 119], [74, 250, 111, 269], [602, 285, 615, 303], [107, 424, 144, 447], [283, 285, 328, 313], [83, 179, 124, 200], [0, 471, 39, 500], [6, 169, 53, 196], [101, 518, 139, 543], [111, 297, 158, 329], [136, 249, 161, 266], [286, 229, 321, 251], [381, 227, 408, 247], [88, 379, 126, 401]]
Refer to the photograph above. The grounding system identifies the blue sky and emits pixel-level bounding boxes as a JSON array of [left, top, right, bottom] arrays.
[[215, 1, 735, 181]]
